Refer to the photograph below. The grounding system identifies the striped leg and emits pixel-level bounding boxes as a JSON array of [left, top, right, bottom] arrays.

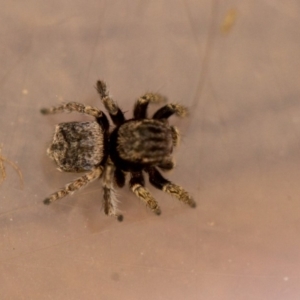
[[134, 93, 166, 119], [153, 103, 188, 119], [146, 167, 196, 208], [96, 80, 125, 126]]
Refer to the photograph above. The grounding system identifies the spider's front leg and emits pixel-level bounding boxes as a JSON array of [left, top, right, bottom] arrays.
[[146, 167, 196, 208], [153, 103, 188, 119], [134, 93, 166, 119], [129, 171, 161, 215]]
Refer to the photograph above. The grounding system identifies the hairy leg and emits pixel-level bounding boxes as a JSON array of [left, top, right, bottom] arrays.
[[41, 102, 104, 118], [153, 103, 187, 120], [43, 167, 103, 205], [146, 167, 196, 208], [96, 80, 125, 126], [103, 159, 123, 221], [129, 171, 161, 215], [134, 93, 166, 119]]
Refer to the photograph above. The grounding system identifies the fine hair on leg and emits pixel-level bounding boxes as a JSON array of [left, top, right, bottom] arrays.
[[129, 171, 161, 215], [43, 167, 103, 205], [134, 93, 166, 119], [103, 159, 123, 221], [146, 167, 196, 207], [153, 103, 188, 120], [41, 102, 104, 118], [96, 80, 125, 126]]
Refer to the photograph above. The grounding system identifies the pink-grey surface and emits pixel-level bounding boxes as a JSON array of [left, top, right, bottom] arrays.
[[1, 1, 300, 299]]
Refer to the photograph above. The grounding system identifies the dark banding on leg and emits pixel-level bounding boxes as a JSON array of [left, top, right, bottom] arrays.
[[152, 103, 187, 120], [146, 167, 196, 208], [134, 93, 166, 119], [96, 80, 125, 126]]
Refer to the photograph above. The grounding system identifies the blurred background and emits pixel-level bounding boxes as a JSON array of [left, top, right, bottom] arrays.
[[1, 0, 300, 299]]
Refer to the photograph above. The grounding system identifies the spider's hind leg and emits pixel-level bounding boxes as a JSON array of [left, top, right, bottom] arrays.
[[41, 102, 104, 118], [103, 159, 123, 221], [146, 167, 196, 208], [43, 167, 103, 205], [134, 93, 166, 119]]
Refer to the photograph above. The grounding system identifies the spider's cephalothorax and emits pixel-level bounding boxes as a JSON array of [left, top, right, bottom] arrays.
[[41, 80, 196, 221]]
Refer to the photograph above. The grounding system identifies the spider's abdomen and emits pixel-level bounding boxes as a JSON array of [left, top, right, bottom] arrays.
[[116, 119, 173, 165], [47, 121, 104, 172]]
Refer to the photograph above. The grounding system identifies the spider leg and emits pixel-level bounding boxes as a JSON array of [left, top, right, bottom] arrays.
[[96, 80, 125, 126], [43, 167, 103, 205], [153, 103, 187, 120], [146, 167, 196, 208], [41, 101, 110, 134], [134, 93, 166, 119], [41, 102, 104, 119], [114, 168, 126, 188], [103, 159, 123, 221], [129, 171, 161, 215], [157, 157, 175, 171], [170, 126, 180, 147]]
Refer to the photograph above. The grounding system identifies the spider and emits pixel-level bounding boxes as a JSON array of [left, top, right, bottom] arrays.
[[41, 80, 196, 221]]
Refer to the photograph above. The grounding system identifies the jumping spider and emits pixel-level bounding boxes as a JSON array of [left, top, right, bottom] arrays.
[[41, 80, 196, 221]]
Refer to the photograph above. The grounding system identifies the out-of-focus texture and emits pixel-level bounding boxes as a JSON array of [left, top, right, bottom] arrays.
[[1, 1, 300, 299]]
